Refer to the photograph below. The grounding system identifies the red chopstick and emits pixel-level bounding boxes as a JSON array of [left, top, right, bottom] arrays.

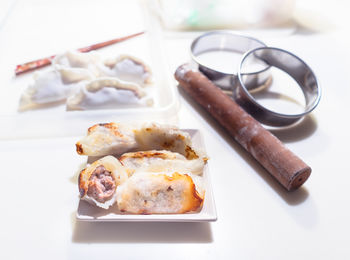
[[15, 31, 145, 75]]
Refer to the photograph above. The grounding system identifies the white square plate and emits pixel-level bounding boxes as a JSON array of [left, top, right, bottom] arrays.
[[76, 129, 217, 222]]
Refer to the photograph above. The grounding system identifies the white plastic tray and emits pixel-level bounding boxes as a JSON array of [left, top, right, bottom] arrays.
[[76, 129, 217, 222], [0, 0, 179, 139]]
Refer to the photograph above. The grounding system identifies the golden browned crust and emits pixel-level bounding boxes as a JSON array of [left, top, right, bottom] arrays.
[[186, 175, 204, 209], [185, 145, 199, 160], [125, 173, 203, 214], [87, 124, 99, 134], [78, 168, 87, 197], [119, 150, 176, 161], [177, 134, 185, 141], [163, 173, 203, 213], [76, 142, 84, 155], [161, 139, 175, 150], [87, 122, 123, 137]]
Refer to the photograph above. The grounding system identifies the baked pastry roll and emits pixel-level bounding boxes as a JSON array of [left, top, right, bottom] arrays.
[[76, 122, 137, 156], [119, 150, 206, 176], [76, 122, 203, 159], [134, 122, 201, 159], [116, 172, 203, 214], [78, 155, 128, 209]]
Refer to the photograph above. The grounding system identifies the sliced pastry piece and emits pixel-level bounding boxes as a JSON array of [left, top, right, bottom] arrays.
[[119, 150, 206, 176], [78, 155, 128, 209], [66, 77, 153, 110], [102, 54, 152, 86], [18, 69, 82, 111], [116, 172, 204, 214], [76, 122, 137, 156]]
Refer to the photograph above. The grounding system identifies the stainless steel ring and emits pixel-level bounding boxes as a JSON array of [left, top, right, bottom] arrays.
[[236, 47, 321, 126], [190, 31, 270, 90]]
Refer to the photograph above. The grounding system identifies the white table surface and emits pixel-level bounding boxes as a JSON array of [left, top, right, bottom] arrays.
[[0, 0, 350, 259]]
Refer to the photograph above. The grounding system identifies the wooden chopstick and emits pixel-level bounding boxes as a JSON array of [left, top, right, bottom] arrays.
[[15, 31, 145, 75]]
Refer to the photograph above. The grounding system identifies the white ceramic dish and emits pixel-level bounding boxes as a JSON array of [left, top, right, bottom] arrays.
[[76, 129, 217, 222]]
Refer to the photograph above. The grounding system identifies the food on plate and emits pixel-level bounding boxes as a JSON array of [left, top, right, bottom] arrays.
[[76, 122, 203, 159], [119, 149, 206, 200], [76, 122, 137, 156], [76, 122, 208, 214], [66, 77, 153, 110], [116, 172, 203, 214], [102, 54, 152, 85], [78, 155, 128, 209], [119, 150, 206, 176], [19, 51, 154, 111], [134, 122, 201, 159]]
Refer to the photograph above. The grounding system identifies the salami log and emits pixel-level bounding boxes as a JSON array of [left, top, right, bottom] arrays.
[[175, 64, 311, 191]]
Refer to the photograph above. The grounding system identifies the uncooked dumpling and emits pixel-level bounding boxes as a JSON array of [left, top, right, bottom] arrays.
[[66, 77, 153, 111], [102, 55, 152, 86], [19, 51, 99, 111], [18, 69, 83, 111], [56, 66, 94, 84], [19, 51, 154, 111], [53, 50, 103, 78]]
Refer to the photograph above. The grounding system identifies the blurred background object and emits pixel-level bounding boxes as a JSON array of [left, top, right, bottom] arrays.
[[150, 0, 350, 33], [0, 0, 17, 30]]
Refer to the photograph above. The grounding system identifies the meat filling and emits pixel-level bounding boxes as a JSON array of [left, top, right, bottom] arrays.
[[87, 165, 116, 203]]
